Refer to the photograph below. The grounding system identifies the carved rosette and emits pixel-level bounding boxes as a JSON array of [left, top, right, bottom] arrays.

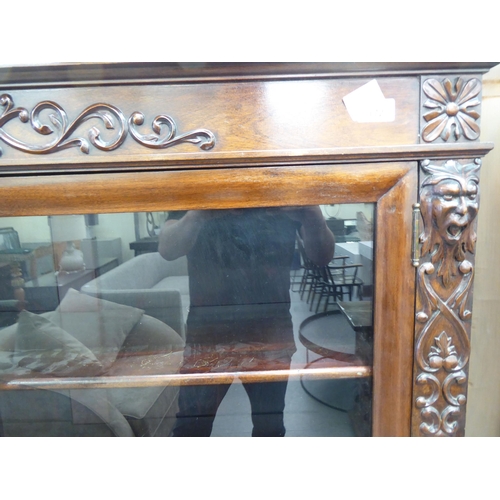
[[0, 94, 216, 157], [421, 77, 481, 143], [412, 158, 481, 436]]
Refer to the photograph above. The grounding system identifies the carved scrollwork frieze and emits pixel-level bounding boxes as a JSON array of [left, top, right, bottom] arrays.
[[128, 112, 215, 151], [0, 94, 216, 158], [421, 77, 481, 143], [412, 158, 481, 437], [0, 94, 128, 156]]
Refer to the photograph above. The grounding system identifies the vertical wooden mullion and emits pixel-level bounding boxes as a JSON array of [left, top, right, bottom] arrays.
[[372, 164, 418, 436]]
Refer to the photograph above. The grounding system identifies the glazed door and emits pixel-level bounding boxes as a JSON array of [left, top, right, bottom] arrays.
[[0, 162, 417, 436]]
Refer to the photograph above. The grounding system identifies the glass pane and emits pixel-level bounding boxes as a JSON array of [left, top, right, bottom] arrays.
[[0, 204, 374, 437]]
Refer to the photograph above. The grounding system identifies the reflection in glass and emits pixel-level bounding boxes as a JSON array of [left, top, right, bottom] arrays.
[[0, 204, 374, 437], [158, 207, 335, 436]]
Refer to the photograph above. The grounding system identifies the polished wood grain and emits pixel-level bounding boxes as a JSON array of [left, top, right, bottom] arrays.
[[1, 365, 372, 391], [0, 162, 412, 217], [0, 78, 420, 170], [0, 143, 493, 175], [372, 166, 418, 437]]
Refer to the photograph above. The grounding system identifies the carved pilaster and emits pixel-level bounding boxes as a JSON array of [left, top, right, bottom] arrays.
[[411, 158, 481, 436], [420, 76, 482, 143]]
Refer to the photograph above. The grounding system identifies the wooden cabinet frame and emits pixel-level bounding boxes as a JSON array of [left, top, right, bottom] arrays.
[[0, 63, 496, 436]]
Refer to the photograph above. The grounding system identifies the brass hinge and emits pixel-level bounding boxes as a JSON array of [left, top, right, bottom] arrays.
[[411, 203, 421, 268]]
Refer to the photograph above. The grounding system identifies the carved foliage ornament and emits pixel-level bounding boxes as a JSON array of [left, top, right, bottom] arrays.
[[422, 77, 481, 143], [0, 94, 216, 157], [413, 158, 480, 436]]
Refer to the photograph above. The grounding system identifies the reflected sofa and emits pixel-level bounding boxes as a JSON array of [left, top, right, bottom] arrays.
[[81, 252, 189, 339], [0, 289, 184, 437]]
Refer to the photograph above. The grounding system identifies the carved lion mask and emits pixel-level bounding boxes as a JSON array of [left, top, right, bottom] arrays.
[[419, 159, 480, 286]]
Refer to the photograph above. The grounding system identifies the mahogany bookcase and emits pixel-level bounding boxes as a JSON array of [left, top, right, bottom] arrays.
[[0, 62, 496, 436]]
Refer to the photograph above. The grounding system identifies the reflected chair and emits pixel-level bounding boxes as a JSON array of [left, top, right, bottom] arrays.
[[296, 236, 317, 300], [290, 246, 303, 292], [313, 263, 364, 313], [296, 238, 346, 304], [296, 235, 354, 309], [330, 262, 363, 301]]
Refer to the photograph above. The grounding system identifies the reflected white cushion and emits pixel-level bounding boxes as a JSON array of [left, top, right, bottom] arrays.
[[47, 289, 145, 369], [13, 310, 103, 376]]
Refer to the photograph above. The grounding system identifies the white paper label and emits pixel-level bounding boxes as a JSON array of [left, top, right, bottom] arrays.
[[343, 79, 396, 123]]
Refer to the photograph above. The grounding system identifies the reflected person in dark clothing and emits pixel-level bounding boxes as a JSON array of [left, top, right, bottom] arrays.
[[159, 206, 334, 436]]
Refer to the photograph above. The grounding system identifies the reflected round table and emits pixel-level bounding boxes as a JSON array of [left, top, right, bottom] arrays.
[[298, 305, 372, 414]]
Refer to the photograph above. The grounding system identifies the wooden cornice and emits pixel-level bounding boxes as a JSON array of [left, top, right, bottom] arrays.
[[1, 62, 498, 89]]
